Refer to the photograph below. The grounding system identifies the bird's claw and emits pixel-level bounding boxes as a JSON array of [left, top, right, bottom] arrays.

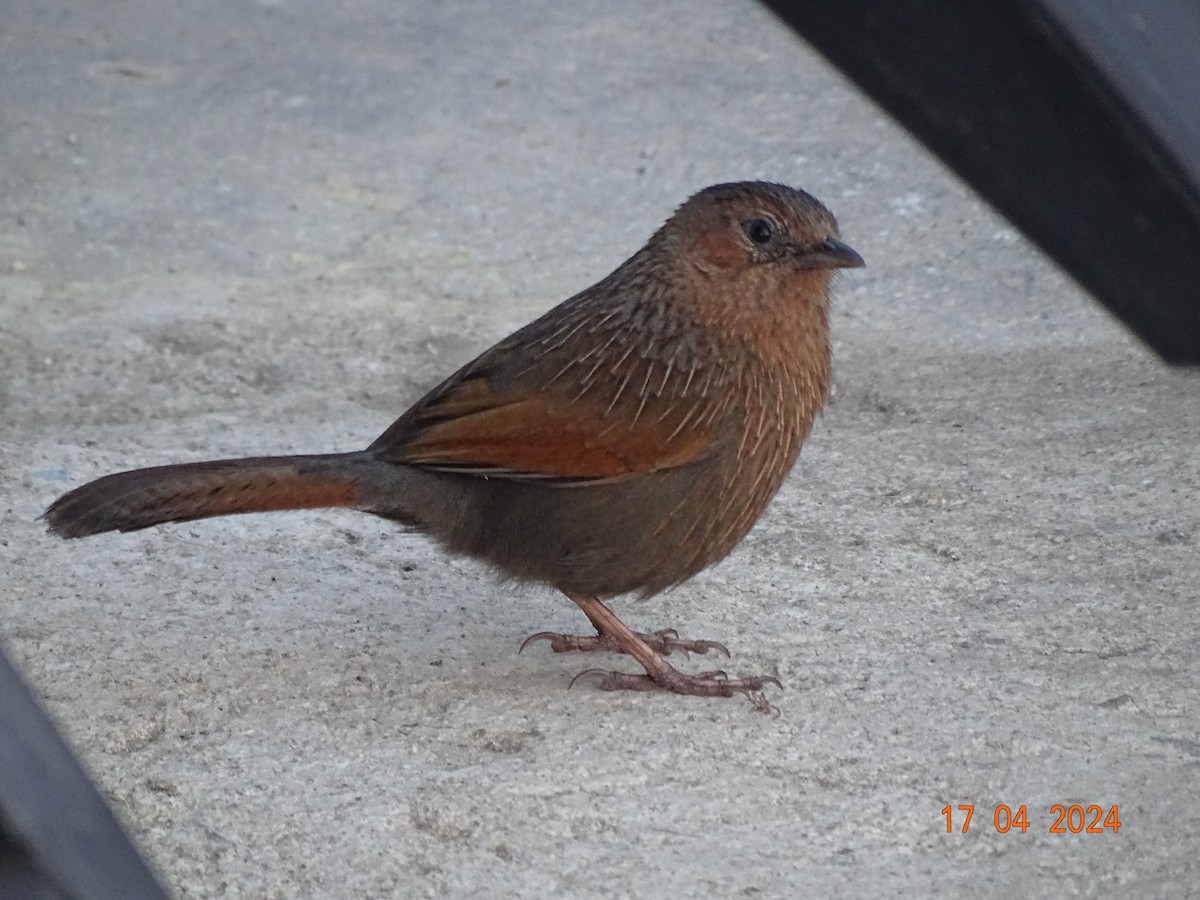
[[520, 627, 730, 658], [570, 667, 783, 701]]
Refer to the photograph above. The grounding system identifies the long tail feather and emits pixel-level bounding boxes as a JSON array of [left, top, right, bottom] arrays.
[[42, 453, 379, 538]]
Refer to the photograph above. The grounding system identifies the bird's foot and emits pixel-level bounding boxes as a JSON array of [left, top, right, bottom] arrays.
[[569, 666, 780, 700], [544, 593, 781, 711], [520, 627, 729, 658]]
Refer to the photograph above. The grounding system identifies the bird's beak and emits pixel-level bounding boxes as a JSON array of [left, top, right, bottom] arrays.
[[801, 237, 864, 270]]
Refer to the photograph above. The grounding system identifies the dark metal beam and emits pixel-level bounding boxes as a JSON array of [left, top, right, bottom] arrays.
[[0, 645, 170, 900], [763, 0, 1200, 365]]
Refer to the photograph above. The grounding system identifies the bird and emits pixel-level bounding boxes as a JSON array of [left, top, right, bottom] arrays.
[[42, 181, 863, 700]]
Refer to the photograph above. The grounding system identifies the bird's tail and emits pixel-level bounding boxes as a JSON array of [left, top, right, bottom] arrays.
[[42, 452, 385, 539]]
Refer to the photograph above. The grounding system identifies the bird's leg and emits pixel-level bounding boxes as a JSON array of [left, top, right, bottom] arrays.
[[529, 593, 780, 700], [520, 599, 730, 658]]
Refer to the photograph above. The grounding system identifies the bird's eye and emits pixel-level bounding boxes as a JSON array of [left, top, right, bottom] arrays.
[[744, 217, 775, 246]]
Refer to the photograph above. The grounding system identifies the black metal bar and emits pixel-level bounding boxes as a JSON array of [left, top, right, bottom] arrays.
[[0, 644, 171, 900], [763, 0, 1200, 365]]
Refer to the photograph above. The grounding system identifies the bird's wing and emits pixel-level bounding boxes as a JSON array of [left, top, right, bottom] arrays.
[[372, 365, 716, 484]]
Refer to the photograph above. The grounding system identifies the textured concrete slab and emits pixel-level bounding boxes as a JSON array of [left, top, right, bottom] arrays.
[[2, 1, 1197, 897]]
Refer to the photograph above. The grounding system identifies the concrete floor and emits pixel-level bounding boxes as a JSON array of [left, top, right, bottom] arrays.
[[2, 1, 1198, 897]]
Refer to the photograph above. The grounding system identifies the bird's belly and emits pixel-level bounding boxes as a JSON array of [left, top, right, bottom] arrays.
[[438, 461, 769, 598]]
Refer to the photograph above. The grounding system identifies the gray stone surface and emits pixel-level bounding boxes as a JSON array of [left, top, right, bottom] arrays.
[[3, 1, 1198, 897]]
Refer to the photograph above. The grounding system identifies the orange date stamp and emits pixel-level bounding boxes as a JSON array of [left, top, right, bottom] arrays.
[[942, 804, 1121, 834]]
